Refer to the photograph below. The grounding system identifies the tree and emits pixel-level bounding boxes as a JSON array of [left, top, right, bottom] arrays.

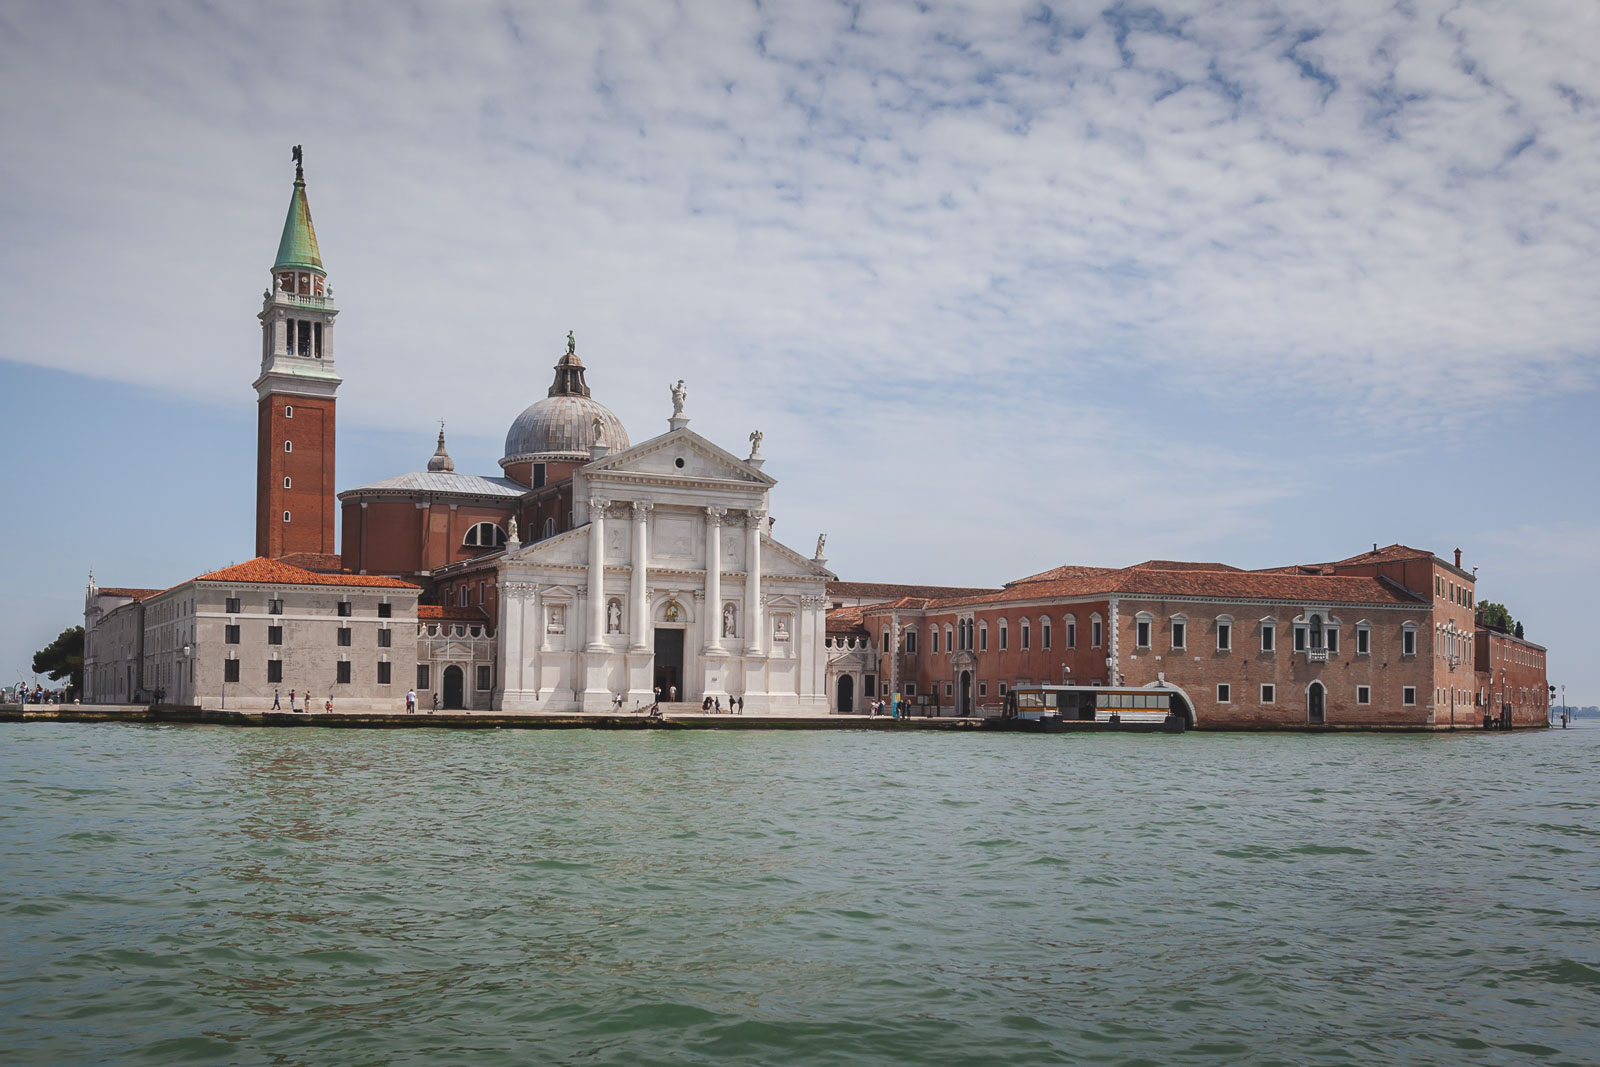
[[1477, 601, 1515, 631], [32, 626, 84, 692]]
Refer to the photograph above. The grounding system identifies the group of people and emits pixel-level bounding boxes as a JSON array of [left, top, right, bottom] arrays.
[[699, 695, 743, 713], [403, 689, 439, 714], [8, 686, 71, 705], [866, 698, 900, 718], [270, 688, 334, 713]]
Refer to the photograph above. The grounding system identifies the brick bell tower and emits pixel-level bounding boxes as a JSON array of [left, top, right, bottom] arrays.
[[254, 145, 341, 560]]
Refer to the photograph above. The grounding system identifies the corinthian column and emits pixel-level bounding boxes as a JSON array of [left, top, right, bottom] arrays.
[[630, 501, 652, 650], [586, 498, 609, 651], [705, 507, 726, 653], [744, 510, 765, 656]]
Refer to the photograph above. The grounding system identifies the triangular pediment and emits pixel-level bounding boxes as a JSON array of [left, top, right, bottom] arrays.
[[583, 428, 776, 488], [762, 534, 836, 580]]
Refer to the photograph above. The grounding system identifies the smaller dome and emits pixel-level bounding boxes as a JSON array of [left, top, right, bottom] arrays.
[[426, 427, 455, 473]]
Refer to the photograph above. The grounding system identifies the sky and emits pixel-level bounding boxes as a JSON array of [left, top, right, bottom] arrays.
[[0, 0, 1596, 703]]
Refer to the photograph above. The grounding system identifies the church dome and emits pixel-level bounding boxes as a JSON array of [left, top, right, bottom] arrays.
[[501, 337, 630, 466]]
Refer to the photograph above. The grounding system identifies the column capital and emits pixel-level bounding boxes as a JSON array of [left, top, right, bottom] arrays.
[[705, 505, 726, 526], [745, 509, 768, 528], [589, 497, 611, 517], [632, 500, 655, 514]]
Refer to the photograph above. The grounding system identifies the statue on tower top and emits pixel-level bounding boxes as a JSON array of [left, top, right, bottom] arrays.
[[292, 144, 304, 181]]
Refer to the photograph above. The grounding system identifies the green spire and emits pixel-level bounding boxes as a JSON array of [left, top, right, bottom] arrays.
[[273, 146, 323, 272]]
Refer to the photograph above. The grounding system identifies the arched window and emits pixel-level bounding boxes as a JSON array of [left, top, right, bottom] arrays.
[[1020, 619, 1030, 650], [931, 628, 940, 654], [979, 621, 988, 652], [462, 522, 507, 549], [543, 517, 556, 540], [945, 624, 954, 653], [1041, 616, 1051, 650], [998, 619, 1008, 651], [1134, 612, 1154, 649], [1064, 614, 1076, 649]]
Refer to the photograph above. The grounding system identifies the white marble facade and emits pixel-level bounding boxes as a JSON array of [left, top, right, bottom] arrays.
[[493, 423, 834, 713]]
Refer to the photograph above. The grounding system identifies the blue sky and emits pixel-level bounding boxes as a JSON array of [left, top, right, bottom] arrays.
[[1, 0, 1596, 704]]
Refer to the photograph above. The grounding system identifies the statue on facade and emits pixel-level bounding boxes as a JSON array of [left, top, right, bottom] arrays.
[[547, 605, 565, 634], [592, 414, 604, 439], [723, 603, 737, 637], [664, 601, 681, 622], [507, 516, 519, 542], [670, 379, 687, 417], [814, 533, 826, 559], [774, 615, 789, 639], [748, 430, 763, 459], [607, 599, 622, 633], [567, 330, 576, 355]]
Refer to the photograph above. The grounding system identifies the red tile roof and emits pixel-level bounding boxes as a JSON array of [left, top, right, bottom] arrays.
[[825, 605, 869, 634], [930, 565, 1423, 609], [828, 580, 999, 600], [95, 587, 162, 600], [1330, 543, 1437, 566], [418, 604, 489, 621], [194, 558, 419, 589], [1131, 559, 1243, 573], [1007, 564, 1121, 586]]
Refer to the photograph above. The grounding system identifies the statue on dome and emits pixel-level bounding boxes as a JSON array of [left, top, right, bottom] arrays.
[[670, 379, 687, 417], [592, 415, 604, 438], [567, 330, 576, 356]]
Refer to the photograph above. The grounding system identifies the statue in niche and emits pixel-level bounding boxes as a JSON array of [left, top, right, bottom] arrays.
[[669, 379, 687, 417], [722, 603, 737, 638], [664, 601, 681, 623], [547, 605, 565, 634], [607, 599, 623, 633], [773, 615, 790, 640]]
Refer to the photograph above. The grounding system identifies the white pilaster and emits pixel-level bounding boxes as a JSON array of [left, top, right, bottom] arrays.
[[587, 498, 609, 651], [630, 501, 652, 650], [705, 507, 726, 654], [745, 510, 765, 656]]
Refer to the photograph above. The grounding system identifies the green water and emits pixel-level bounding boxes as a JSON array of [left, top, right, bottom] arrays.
[[1, 723, 1597, 1065]]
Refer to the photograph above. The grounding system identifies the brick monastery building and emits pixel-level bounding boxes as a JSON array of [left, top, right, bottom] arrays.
[[82, 153, 1549, 727]]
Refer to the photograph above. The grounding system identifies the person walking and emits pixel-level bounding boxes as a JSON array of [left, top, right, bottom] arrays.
[[431, 691, 439, 714], [406, 688, 416, 714], [272, 688, 281, 710], [289, 689, 297, 712]]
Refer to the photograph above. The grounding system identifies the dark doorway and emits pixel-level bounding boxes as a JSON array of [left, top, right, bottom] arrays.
[[654, 629, 684, 700], [959, 671, 972, 717], [443, 665, 465, 710], [837, 674, 854, 714], [1308, 682, 1325, 725]]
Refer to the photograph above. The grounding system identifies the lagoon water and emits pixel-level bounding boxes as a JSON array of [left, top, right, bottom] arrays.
[[2, 723, 1597, 1066]]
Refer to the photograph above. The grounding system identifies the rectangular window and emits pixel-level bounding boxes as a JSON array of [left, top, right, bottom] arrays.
[[267, 660, 283, 683], [377, 629, 392, 648], [1403, 686, 1417, 706], [268, 625, 283, 645], [269, 599, 284, 615], [1294, 627, 1307, 652], [1022, 624, 1030, 651], [225, 624, 240, 645], [978, 681, 988, 697], [1260, 683, 1275, 703], [1357, 628, 1370, 655], [905, 631, 917, 654], [1326, 629, 1339, 654], [417, 665, 430, 689], [1217, 622, 1231, 651], [931, 630, 939, 654], [224, 659, 240, 683], [378, 602, 392, 618], [1136, 620, 1151, 648], [1042, 622, 1050, 650], [980, 627, 988, 652], [336, 661, 351, 684], [1091, 620, 1102, 648], [533, 463, 547, 488], [1066, 621, 1076, 649], [865, 675, 876, 697], [476, 666, 492, 691], [905, 682, 917, 696], [337, 627, 352, 647], [337, 601, 352, 617], [1357, 685, 1371, 705], [1217, 683, 1231, 703], [998, 682, 1008, 696], [1171, 621, 1186, 649], [225, 597, 241, 614], [377, 662, 392, 685], [1261, 623, 1275, 652], [944, 682, 952, 697], [1402, 630, 1416, 656], [999, 625, 1008, 651]]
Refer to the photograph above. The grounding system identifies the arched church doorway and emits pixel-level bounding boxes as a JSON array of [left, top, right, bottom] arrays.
[[443, 665, 465, 710], [958, 671, 972, 717], [1308, 681, 1326, 725], [836, 674, 854, 714]]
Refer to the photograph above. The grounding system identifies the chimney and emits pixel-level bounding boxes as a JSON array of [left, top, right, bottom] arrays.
[[1372, 543, 1378, 554], [1454, 548, 1462, 568]]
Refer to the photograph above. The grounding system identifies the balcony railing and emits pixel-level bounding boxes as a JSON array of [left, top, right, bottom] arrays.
[[1306, 648, 1329, 662]]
